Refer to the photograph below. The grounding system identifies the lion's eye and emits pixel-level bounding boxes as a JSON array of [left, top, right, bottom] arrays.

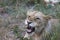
[[28, 16, 30, 17], [36, 18, 40, 19]]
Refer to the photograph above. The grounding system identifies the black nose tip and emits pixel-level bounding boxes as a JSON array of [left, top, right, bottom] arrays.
[[28, 22, 32, 24]]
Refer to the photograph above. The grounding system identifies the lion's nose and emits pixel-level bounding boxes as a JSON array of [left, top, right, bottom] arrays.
[[28, 22, 32, 24]]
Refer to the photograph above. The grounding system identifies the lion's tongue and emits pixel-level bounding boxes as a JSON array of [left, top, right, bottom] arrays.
[[27, 29, 31, 32]]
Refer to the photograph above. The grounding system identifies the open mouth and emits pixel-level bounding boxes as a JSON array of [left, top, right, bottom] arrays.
[[24, 26, 35, 39], [24, 20, 36, 39], [26, 26, 35, 33]]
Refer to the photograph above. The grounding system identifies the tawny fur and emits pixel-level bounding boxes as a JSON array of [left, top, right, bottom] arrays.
[[24, 11, 60, 40]]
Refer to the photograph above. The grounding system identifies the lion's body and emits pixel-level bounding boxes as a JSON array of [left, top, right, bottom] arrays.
[[24, 11, 60, 40]]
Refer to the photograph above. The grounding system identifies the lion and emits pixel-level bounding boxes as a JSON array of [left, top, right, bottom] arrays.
[[24, 11, 60, 40]]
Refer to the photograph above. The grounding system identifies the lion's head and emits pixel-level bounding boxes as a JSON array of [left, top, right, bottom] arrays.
[[24, 11, 51, 39], [25, 11, 51, 28]]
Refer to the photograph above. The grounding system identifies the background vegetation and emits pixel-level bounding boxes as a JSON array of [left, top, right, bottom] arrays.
[[0, 0, 60, 40]]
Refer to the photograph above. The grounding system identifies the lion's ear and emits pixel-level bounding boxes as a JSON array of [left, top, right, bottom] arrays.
[[43, 15, 51, 20]]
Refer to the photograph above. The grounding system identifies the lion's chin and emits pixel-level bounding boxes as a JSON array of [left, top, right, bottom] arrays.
[[24, 32, 30, 39], [24, 32, 35, 39]]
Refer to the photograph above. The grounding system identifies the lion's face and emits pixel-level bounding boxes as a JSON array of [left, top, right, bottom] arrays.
[[25, 11, 51, 28], [24, 11, 51, 39]]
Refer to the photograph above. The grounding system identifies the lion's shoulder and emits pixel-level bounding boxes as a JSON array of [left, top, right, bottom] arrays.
[[49, 19, 60, 26], [45, 19, 60, 32]]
